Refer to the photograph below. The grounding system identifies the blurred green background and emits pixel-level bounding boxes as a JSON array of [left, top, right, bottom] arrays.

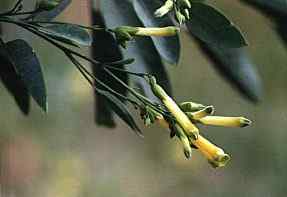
[[1, 0, 287, 197]]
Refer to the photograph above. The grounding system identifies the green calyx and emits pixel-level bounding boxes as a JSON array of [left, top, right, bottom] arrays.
[[36, 0, 61, 11], [179, 101, 206, 112], [112, 26, 138, 48]]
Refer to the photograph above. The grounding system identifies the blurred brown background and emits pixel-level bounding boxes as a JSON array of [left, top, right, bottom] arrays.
[[0, 0, 287, 197]]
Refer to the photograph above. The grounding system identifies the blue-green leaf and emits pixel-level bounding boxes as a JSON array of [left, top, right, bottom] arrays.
[[91, 10, 128, 127], [40, 24, 92, 47], [193, 38, 263, 102], [5, 39, 47, 112], [99, 0, 172, 101], [96, 89, 143, 137], [187, 2, 248, 48], [241, 0, 287, 15], [241, 0, 287, 48], [0, 39, 30, 114]]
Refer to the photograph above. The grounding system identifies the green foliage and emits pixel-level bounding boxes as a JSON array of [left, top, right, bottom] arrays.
[[39, 24, 92, 47], [0, 39, 46, 111], [0, 39, 30, 114], [193, 43, 262, 102], [92, 10, 129, 127], [187, 2, 247, 48], [0, 0, 283, 133], [96, 89, 143, 137], [99, 0, 172, 103]]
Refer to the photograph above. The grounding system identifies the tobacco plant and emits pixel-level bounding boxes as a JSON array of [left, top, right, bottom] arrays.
[[0, 0, 284, 167]]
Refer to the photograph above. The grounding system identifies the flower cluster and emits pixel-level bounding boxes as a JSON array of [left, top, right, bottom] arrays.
[[155, 0, 192, 24], [140, 76, 252, 168]]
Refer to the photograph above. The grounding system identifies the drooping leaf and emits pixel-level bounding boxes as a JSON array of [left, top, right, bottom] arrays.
[[133, 0, 181, 65], [31, 0, 71, 21], [96, 89, 143, 137], [240, 0, 287, 48], [192, 38, 262, 102], [5, 39, 47, 111], [241, 0, 287, 15], [0, 39, 30, 114], [91, 9, 128, 127], [99, 0, 172, 102], [40, 24, 92, 47], [187, 2, 248, 48]]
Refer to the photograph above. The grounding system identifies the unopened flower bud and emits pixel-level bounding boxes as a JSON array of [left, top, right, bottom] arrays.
[[175, 11, 186, 25], [185, 106, 215, 120], [198, 116, 252, 128], [154, 0, 174, 17], [177, 0, 192, 9], [179, 101, 206, 112], [183, 8, 191, 20], [174, 124, 192, 159]]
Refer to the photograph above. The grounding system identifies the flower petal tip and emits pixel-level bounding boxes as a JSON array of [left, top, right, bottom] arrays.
[[209, 153, 231, 168], [240, 117, 252, 127]]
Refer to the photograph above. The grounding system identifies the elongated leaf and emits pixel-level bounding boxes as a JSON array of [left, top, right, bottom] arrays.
[[241, 0, 287, 15], [192, 38, 262, 102], [32, 0, 71, 21], [5, 39, 47, 111], [91, 10, 128, 127], [0, 39, 30, 114], [187, 2, 248, 48], [96, 89, 143, 137], [240, 0, 287, 48], [99, 0, 172, 102], [133, 0, 181, 65], [40, 24, 92, 47]]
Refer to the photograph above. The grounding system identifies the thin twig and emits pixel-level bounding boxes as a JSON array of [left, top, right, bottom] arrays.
[[0, 0, 23, 16], [67, 53, 139, 105], [103, 65, 148, 77]]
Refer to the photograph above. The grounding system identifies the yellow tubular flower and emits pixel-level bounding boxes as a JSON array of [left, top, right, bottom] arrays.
[[163, 95, 200, 139], [192, 135, 230, 168], [198, 116, 252, 128], [135, 27, 180, 37], [155, 116, 230, 168], [149, 77, 199, 139]]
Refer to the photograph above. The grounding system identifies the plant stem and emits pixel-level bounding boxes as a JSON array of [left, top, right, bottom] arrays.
[[30, 21, 109, 32], [3, 10, 39, 16], [0, 17, 131, 66], [103, 65, 147, 77], [0, 0, 23, 16], [103, 67, 170, 116], [0, 17, 138, 106], [67, 53, 139, 106]]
